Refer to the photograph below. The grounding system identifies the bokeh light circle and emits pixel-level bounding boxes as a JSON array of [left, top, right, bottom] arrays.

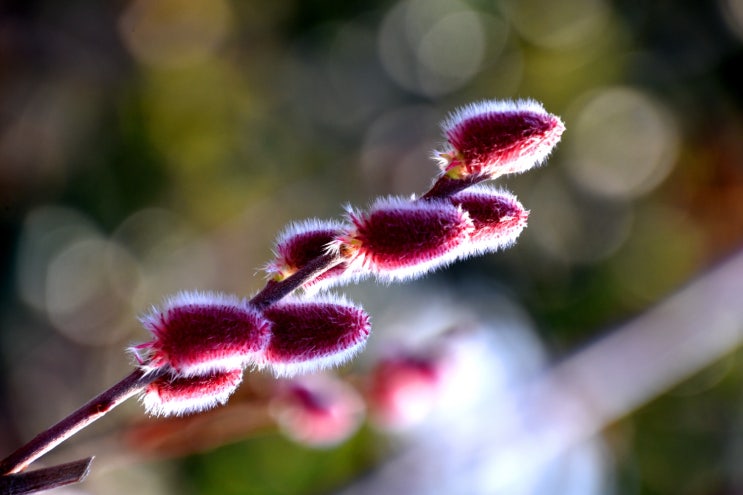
[[528, 172, 634, 265], [378, 0, 486, 96], [119, 0, 233, 68], [719, 0, 743, 42], [46, 237, 141, 346], [565, 87, 680, 199], [502, 0, 611, 49]]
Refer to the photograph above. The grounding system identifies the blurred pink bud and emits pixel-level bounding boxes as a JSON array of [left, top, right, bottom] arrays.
[[367, 353, 443, 431], [135, 292, 271, 376], [439, 99, 565, 179], [265, 219, 354, 290], [450, 185, 529, 257], [141, 368, 243, 417], [338, 197, 474, 282], [260, 295, 371, 377], [270, 375, 365, 448]]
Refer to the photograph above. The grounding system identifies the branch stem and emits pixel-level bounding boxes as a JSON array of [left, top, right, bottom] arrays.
[[0, 171, 453, 477], [0, 369, 159, 475], [0, 457, 94, 495], [0, 252, 345, 476], [249, 253, 343, 309]]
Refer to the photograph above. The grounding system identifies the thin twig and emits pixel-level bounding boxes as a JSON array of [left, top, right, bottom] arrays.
[[0, 251, 345, 476], [421, 174, 483, 200], [249, 253, 343, 309], [0, 457, 93, 495], [0, 171, 472, 480], [0, 370, 155, 475]]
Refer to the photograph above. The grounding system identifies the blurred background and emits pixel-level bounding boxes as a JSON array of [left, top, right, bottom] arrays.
[[2, 0, 743, 493]]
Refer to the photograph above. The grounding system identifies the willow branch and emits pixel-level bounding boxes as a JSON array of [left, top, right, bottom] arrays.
[[0, 458, 93, 495]]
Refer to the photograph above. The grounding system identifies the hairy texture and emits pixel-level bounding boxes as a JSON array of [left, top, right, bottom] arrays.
[[449, 185, 529, 257], [260, 295, 371, 377], [340, 197, 474, 282], [440, 99, 565, 179], [265, 219, 353, 290], [142, 369, 243, 417], [136, 291, 271, 376]]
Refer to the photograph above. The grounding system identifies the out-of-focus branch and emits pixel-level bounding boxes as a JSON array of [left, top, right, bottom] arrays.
[[0, 457, 93, 495], [341, 249, 743, 494], [542, 248, 743, 440]]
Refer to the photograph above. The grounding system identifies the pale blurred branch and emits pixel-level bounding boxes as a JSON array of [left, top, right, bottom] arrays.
[[340, 248, 743, 493]]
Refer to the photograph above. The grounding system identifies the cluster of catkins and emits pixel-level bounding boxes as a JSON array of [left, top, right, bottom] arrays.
[[131, 99, 565, 417]]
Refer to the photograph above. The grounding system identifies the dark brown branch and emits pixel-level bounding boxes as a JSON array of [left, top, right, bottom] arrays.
[[0, 458, 93, 494], [249, 253, 343, 309], [0, 170, 467, 481], [421, 174, 483, 200], [0, 251, 344, 477], [0, 370, 158, 475]]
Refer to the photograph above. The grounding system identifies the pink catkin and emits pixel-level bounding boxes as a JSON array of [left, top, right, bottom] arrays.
[[449, 186, 529, 257], [142, 368, 244, 416], [138, 292, 271, 376], [261, 296, 371, 377], [343, 197, 474, 282], [270, 376, 365, 447], [441, 99, 565, 179], [367, 354, 442, 430], [266, 219, 351, 289]]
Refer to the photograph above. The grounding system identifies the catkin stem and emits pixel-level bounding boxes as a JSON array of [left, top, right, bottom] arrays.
[[0, 171, 466, 482]]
